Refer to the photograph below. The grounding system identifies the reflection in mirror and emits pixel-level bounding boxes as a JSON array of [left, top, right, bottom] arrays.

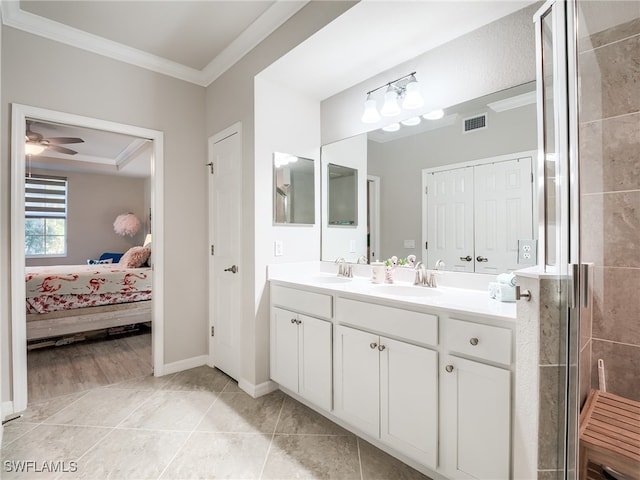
[[273, 152, 315, 225], [321, 81, 538, 270], [328, 164, 357, 226]]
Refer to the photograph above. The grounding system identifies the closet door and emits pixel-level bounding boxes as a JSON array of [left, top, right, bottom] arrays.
[[425, 167, 474, 272], [474, 158, 533, 274]]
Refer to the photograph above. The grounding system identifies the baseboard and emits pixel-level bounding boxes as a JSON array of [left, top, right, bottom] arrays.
[[2, 401, 15, 418], [161, 355, 208, 375], [238, 378, 279, 398]]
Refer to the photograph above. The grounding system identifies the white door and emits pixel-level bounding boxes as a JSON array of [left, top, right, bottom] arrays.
[[209, 124, 242, 380], [424, 167, 474, 271], [441, 355, 511, 480], [474, 157, 533, 273], [298, 314, 332, 411], [334, 325, 380, 437], [380, 337, 438, 469]]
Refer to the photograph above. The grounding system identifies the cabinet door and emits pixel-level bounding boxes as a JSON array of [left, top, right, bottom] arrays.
[[425, 167, 475, 272], [270, 307, 299, 392], [441, 355, 511, 480], [380, 337, 438, 469], [334, 325, 380, 437], [299, 314, 333, 411], [474, 157, 533, 274]]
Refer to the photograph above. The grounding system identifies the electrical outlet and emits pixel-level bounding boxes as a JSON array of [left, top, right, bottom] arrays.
[[517, 239, 537, 265], [274, 240, 283, 257]]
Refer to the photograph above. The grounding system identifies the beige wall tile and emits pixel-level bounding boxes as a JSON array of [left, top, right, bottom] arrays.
[[538, 365, 565, 470], [579, 17, 640, 52], [590, 339, 640, 401], [580, 113, 640, 194], [579, 35, 640, 123]]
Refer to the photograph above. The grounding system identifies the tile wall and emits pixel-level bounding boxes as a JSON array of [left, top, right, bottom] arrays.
[[578, 15, 640, 404]]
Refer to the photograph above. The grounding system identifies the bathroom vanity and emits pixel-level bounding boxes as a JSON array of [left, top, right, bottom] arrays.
[[268, 263, 516, 480]]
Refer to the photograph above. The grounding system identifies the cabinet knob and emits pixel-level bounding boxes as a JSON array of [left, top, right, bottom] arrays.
[[290, 318, 296, 324], [370, 342, 378, 349], [459, 255, 472, 262], [378, 344, 386, 352], [469, 337, 479, 346], [296, 319, 302, 325], [445, 365, 454, 373], [476, 256, 489, 262]]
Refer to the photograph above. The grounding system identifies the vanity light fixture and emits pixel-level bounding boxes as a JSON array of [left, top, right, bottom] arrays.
[[361, 72, 424, 123], [273, 152, 299, 168], [423, 109, 445, 120]]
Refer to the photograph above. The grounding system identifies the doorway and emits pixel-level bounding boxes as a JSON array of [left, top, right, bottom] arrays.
[[10, 104, 165, 412]]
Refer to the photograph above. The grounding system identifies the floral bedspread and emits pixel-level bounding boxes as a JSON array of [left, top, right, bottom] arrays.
[[25, 264, 152, 297], [26, 292, 152, 314]]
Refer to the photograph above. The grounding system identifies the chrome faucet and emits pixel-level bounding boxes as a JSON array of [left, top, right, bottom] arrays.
[[356, 255, 368, 264], [335, 257, 346, 276], [414, 261, 438, 287]]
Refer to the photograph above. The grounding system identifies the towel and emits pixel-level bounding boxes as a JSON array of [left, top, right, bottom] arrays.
[[497, 273, 516, 287], [495, 283, 516, 302], [488, 282, 499, 299]]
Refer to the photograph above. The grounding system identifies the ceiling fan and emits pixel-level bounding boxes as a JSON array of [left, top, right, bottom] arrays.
[[25, 121, 84, 155]]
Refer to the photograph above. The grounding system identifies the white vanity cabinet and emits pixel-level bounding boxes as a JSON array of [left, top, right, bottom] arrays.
[[440, 318, 513, 480], [334, 298, 439, 470], [270, 285, 333, 411]]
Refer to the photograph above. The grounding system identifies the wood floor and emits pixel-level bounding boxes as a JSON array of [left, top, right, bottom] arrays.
[[27, 329, 152, 403]]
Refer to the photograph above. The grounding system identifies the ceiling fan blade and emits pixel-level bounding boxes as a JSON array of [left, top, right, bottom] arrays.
[[26, 130, 43, 142], [46, 137, 85, 145], [47, 145, 78, 155]]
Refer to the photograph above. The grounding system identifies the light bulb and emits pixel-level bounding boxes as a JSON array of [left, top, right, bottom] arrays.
[[400, 116, 421, 126], [361, 95, 380, 123], [381, 123, 400, 132], [380, 87, 401, 117], [402, 77, 424, 110], [25, 143, 46, 155], [423, 109, 445, 120]]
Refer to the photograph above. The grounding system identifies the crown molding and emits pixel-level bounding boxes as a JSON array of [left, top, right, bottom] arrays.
[[0, 0, 308, 87]]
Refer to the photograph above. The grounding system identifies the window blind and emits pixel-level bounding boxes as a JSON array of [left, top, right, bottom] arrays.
[[25, 175, 67, 218]]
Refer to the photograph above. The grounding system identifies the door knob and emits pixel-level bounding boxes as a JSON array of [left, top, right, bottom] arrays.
[[476, 256, 488, 263], [460, 256, 472, 262], [224, 265, 238, 273]]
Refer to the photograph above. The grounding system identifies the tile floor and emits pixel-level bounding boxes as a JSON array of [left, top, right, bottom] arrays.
[[2, 365, 432, 480]]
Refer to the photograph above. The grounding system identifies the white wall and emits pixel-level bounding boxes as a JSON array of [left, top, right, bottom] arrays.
[[368, 103, 537, 262], [25, 168, 148, 266], [320, 4, 539, 145], [1, 26, 207, 402], [205, 2, 354, 391], [321, 134, 368, 262]]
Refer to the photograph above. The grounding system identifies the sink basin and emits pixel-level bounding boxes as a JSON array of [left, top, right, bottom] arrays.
[[369, 284, 442, 297], [312, 275, 352, 284]]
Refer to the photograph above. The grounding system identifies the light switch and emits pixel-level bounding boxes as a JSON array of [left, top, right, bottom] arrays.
[[274, 240, 283, 257], [404, 239, 416, 249], [349, 240, 356, 253]]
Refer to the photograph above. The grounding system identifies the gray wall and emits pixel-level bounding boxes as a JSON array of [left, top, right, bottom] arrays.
[[205, 1, 355, 389], [368, 103, 537, 262], [25, 168, 148, 267], [1, 25, 207, 401]]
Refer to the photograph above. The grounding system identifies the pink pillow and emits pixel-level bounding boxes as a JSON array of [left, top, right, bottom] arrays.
[[119, 246, 151, 268]]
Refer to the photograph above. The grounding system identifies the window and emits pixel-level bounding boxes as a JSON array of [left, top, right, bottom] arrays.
[[25, 175, 68, 257]]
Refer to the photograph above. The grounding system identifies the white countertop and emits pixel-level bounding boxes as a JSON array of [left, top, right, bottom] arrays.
[[267, 262, 517, 320]]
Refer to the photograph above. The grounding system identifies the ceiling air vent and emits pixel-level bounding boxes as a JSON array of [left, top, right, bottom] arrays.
[[463, 113, 487, 133]]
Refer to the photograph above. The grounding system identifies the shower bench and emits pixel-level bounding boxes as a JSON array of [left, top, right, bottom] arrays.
[[579, 389, 640, 480]]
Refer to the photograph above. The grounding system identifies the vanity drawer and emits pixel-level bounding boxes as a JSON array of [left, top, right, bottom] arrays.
[[447, 318, 512, 366], [271, 284, 333, 319], [335, 297, 438, 347]]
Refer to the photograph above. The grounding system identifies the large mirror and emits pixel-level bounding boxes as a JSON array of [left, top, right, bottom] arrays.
[[327, 164, 358, 226], [273, 152, 315, 225], [320, 81, 538, 272]]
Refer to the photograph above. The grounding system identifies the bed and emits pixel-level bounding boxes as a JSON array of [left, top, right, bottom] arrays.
[[25, 263, 152, 341]]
